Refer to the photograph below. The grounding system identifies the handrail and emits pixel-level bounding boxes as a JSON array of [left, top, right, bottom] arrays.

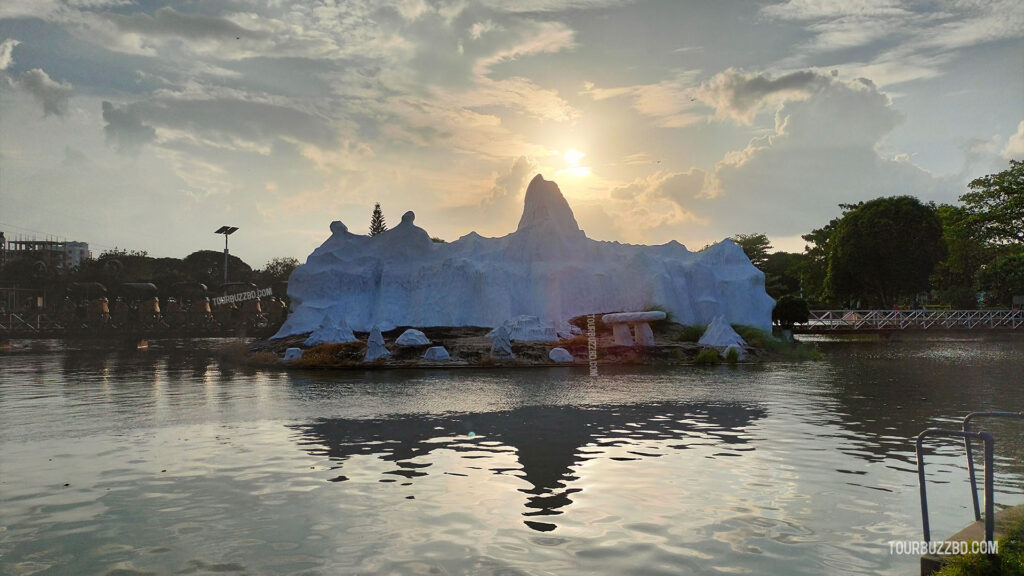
[[800, 309, 1024, 331], [963, 412, 1024, 521], [916, 428, 994, 544]]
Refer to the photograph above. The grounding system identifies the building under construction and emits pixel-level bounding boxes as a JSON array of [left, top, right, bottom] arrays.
[[1, 233, 91, 270]]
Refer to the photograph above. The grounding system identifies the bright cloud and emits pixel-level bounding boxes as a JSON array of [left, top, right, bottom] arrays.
[[0, 1, 1019, 265]]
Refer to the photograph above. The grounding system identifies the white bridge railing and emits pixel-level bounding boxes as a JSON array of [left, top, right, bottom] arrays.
[[801, 309, 1024, 331]]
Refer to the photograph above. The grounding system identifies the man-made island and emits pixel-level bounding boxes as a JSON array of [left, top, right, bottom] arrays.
[[257, 174, 785, 367]]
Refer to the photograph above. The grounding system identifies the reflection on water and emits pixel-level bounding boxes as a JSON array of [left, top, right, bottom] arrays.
[[0, 334, 1022, 575], [293, 402, 766, 531]]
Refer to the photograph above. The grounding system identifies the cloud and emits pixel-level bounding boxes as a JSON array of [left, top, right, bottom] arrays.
[[695, 69, 831, 124], [0, 38, 19, 70], [764, 0, 1024, 85], [1004, 121, 1024, 160], [474, 21, 575, 74], [479, 0, 635, 12], [697, 73, 949, 235], [761, 0, 911, 21], [102, 101, 157, 153], [470, 20, 500, 40], [487, 156, 537, 204], [582, 72, 703, 127], [18, 69, 73, 117], [102, 6, 267, 40], [600, 170, 706, 242], [455, 76, 580, 122]]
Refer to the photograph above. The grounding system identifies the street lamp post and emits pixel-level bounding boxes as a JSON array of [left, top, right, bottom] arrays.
[[214, 226, 239, 286]]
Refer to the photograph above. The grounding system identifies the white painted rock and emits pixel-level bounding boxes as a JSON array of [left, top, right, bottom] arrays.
[[548, 347, 573, 362], [634, 322, 656, 346], [601, 311, 667, 324], [423, 346, 450, 361], [611, 323, 633, 347], [303, 305, 357, 346], [486, 315, 557, 342], [364, 326, 390, 362], [396, 329, 430, 346], [489, 325, 514, 358], [698, 315, 747, 348], [282, 348, 302, 362], [272, 175, 774, 340]]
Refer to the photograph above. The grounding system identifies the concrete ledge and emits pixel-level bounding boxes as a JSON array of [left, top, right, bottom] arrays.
[[920, 506, 1021, 575]]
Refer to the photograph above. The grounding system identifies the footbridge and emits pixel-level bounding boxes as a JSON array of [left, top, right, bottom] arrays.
[[795, 309, 1024, 334]]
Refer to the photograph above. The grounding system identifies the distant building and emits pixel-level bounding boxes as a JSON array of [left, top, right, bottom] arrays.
[[2, 236, 92, 270]]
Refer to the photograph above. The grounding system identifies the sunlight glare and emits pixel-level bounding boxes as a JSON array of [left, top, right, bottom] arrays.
[[559, 149, 591, 178]]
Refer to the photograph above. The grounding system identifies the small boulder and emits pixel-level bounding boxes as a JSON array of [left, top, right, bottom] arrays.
[[364, 326, 390, 362], [698, 315, 747, 349], [304, 309, 357, 346], [486, 316, 557, 342], [548, 347, 573, 363], [395, 329, 430, 346], [489, 325, 515, 358], [423, 346, 450, 361], [282, 348, 302, 362]]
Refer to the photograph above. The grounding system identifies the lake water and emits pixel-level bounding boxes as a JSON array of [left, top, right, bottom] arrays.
[[1, 335, 1022, 575]]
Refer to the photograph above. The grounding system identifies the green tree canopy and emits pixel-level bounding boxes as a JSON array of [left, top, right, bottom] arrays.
[[729, 233, 772, 269], [931, 204, 987, 308], [181, 250, 253, 287], [960, 160, 1023, 245], [826, 196, 945, 308], [256, 257, 299, 284], [761, 251, 805, 299], [977, 250, 1024, 307], [797, 203, 860, 306]]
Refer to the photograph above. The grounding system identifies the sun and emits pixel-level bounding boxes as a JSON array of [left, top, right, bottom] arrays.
[[559, 149, 591, 178]]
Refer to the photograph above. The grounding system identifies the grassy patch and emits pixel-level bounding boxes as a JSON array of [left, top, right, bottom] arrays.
[[247, 351, 280, 366], [935, 507, 1024, 576], [292, 341, 366, 366], [725, 346, 740, 364], [732, 324, 823, 360], [674, 325, 707, 343], [693, 348, 721, 365]]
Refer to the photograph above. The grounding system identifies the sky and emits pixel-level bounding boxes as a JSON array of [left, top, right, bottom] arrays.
[[1, 0, 1022, 268]]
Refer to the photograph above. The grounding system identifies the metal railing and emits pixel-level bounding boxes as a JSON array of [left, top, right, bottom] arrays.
[[801, 309, 1024, 331], [916, 428, 994, 544], [963, 412, 1024, 522]]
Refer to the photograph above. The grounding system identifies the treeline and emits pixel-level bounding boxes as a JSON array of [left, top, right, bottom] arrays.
[[0, 248, 299, 296], [732, 160, 1023, 311]]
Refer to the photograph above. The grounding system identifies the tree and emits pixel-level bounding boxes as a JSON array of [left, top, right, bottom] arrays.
[[761, 251, 805, 299], [931, 204, 987, 308], [181, 250, 253, 287], [772, 295, 810, 328], [826, 196, 945, 308], [960, 160, 1023, 245], [798, 203, 861, 306], [257, 257, 299, 283], [369, 203, 387, 236], [976, 250, 1024, 307], [729, 233, 771, 269]]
